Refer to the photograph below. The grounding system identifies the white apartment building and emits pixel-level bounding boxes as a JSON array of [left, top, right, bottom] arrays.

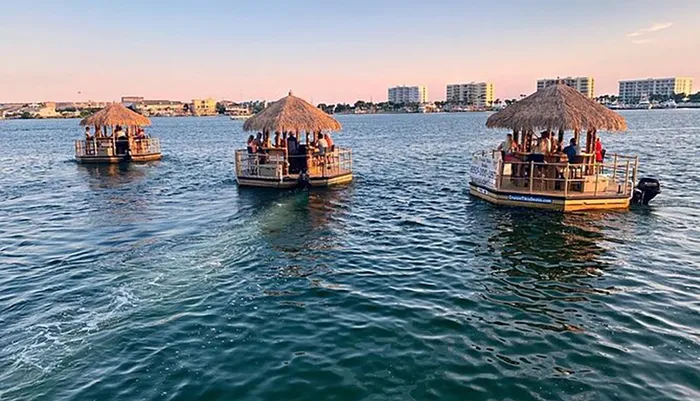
[[388, 86, 428, 104], [446, 82, 495, 107], [537, 76, 595, 98], [618, 77, 694, 103]]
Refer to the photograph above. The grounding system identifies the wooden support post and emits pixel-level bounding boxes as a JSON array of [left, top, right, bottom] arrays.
[[564, 164, 569, 197], [498, 159, 503, 189], [623, 160, 630, 195], [529, 161, 534, 194], [594, 167, 599, 196], [612, 154, 618, 180]]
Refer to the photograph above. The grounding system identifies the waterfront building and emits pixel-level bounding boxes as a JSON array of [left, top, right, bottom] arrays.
[[618, 77, 694, 103], [191, 98, 217, 116], [121, 96, 144, 104], [388, 86, 428, 104], [138, 100, 185, 116], [446, 82, 495, 107], [537, 77, 595, 98]]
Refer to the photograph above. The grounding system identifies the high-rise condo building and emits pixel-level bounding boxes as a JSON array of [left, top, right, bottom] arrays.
[[618, 77, 694, 103], [537, 76, 595, 98], [446, 82, 495, 107], [388, 86, 428, 104]]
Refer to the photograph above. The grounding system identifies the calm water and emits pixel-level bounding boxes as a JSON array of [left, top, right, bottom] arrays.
[[1, 111, 699, 401]]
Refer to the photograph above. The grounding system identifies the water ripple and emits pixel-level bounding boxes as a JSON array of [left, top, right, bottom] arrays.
[[0, 112, 699, 400]]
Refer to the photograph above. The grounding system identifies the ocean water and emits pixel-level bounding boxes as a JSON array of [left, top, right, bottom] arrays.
[[1, 111, 699, 401]]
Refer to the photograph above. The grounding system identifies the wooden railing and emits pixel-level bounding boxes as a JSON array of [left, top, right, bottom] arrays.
[[235, 148, 353, 180], [75, 138, 161, 158], [473, 150, 638, 198]]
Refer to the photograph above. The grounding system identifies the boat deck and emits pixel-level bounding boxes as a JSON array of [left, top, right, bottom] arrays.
[[235, 148, 353, 188], [75, 138, 162, 164], [470, 151, 638, 211]]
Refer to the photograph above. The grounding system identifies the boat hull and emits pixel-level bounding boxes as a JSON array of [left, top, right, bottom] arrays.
[[469, 182, 630, 212], [237, 173, 353, 189], [76, 153, 162, 164]]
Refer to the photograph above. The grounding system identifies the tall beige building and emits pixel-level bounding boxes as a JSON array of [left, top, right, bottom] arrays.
[[537, 76, 595, 98], [191, 98, 217, 116], [618, 77, 694, 103], [446, 82, 494, 107]]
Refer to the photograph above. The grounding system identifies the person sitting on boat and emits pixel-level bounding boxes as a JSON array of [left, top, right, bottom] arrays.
[[563, 138, 578, 164], [136, 128, 146, 140], [317, 133, 328, 155], [262, 132, 272, 149], [497, 133, 519, 160], [254, 132, 263, 148]]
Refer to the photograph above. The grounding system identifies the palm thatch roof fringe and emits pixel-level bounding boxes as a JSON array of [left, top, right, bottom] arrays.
[[80, 103, 151, 127], [486, 84, 627, 132], [243, 91, 341, 133]]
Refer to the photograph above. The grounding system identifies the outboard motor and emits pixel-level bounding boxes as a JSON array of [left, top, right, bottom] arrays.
[[632, 177, 660, 205], [297, 170, 311, 190]]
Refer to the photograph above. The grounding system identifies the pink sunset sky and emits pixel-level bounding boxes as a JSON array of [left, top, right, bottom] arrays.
[[1, 1, 699, 104]]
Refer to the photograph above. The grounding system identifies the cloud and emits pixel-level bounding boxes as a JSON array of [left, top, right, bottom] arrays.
[[632, 39, 653, 44], [627, 22, 673, 37]]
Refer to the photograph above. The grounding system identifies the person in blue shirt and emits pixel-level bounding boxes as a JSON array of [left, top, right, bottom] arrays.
[[563, 138, 578, 163]]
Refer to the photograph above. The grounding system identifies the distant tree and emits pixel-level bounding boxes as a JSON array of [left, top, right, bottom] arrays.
[[317, 103, 334, 114], [672, 92, 687, 103], [354, 100, 367, 110], [689, 92, 700, 103], [215, 102, 227, 114], [183, 103, 190, 113], [649, 93, 669, 102], [20, 111, 33, 119]]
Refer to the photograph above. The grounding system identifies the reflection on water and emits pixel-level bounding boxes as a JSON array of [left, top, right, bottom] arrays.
[[484, 209, 616, 333], [77, 163, 154, 224], [78, 163, 148, 189], [239, 185, 353, 255]]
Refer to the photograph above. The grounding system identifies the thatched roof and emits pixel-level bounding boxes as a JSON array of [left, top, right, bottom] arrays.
[[486, 84, 627, 132], [243, 91, 341, 133], [80, 103, 151, 127]]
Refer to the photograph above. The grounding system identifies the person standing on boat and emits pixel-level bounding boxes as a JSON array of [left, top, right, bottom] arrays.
[[115, 126, 129, 155], [325, 132, 334, 152], [274, 132, 282, 148], [287, 133, 299, 173], [595, 137, 604, 163], [85, 126, 92, 141]]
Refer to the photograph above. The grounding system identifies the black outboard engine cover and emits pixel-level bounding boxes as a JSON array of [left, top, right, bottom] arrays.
[[632, 177, 660, 205]]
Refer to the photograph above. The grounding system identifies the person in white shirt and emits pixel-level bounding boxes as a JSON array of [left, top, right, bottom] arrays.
[[317, 133, 328, 155]]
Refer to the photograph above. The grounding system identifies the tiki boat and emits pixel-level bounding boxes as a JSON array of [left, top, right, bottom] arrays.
[[469, 84, 660, 212], [234, 92, 352, 188], [75, 103, 162, 164]]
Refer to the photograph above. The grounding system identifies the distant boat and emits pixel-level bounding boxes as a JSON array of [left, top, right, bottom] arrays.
[[229, 114, 251, 121]]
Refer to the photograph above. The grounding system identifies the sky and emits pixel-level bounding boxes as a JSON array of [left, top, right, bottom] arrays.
[[1, 0, 699, 104]]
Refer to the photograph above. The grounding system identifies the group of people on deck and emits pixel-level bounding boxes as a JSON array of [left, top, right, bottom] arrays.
[[246, 131, 334, 157], [497, 131, 604, 165], [83, 126, 149, 155]]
